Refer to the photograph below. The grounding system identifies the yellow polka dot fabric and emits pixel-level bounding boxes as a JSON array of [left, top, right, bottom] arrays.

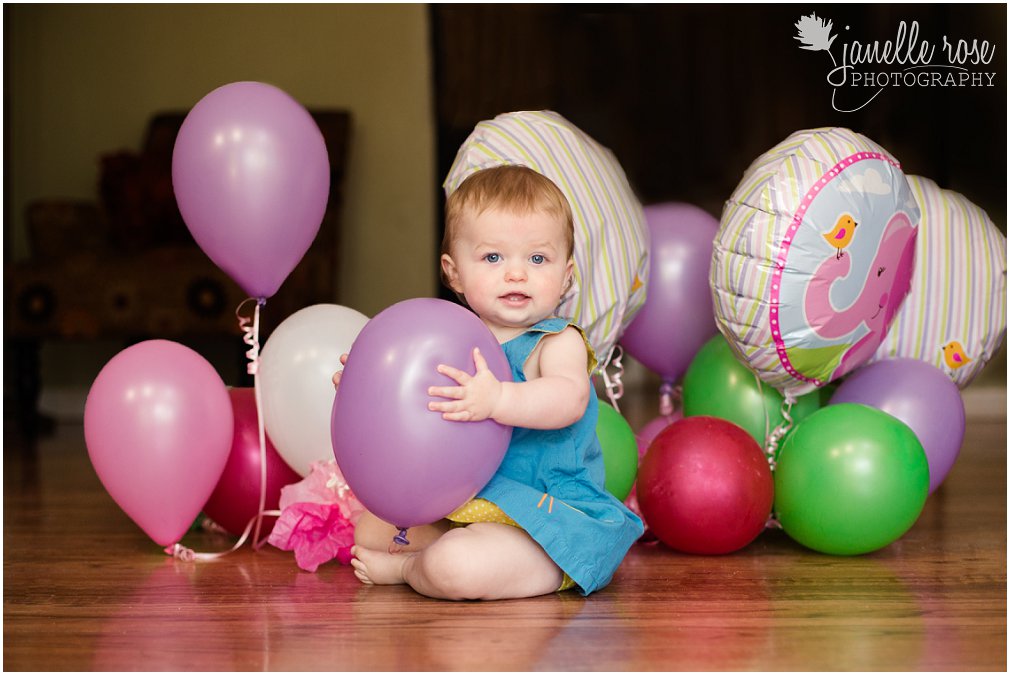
[[447, 499, 576, 592], [447, 498, 519, 527]]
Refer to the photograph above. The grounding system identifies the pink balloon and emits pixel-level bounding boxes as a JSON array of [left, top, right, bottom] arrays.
[[84, 340, 234, 547], [172, 81, 330, 299], [620, 203, 720, 381], [625, 411, 683, 532], [636, 412, 683, 458], [331, 299, 513, 530], [203, 388, 302, 537]]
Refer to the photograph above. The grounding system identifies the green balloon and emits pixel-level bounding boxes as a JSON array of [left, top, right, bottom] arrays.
[[773, 403, 930, 555], [595, 402, 638, 501], [682, 335, 820, 445]]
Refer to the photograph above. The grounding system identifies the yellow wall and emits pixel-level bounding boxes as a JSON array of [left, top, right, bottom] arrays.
[[7, 4, 437, 316]]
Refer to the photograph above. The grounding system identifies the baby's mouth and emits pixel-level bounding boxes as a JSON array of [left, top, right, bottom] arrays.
[[500, 292, 531, 304]]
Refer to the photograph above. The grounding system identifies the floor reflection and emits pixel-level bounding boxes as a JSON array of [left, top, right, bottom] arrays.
[[91, 553, 589, 671]]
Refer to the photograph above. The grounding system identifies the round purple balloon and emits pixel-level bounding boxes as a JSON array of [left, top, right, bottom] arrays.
[[172, 81, 330, 299], [830, 358, 965, 494], [331, 299, 513, 529], [620, 203, 720, 382]]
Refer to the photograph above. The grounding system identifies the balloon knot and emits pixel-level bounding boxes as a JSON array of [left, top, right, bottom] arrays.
[[165, 543, 196, 561], [393, 529, 410, 546], [658, 381, 680, 417]]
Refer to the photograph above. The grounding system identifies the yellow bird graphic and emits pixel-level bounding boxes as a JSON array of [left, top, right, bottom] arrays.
[[941, 341, 972, 370], [823, 214, 859, 259]]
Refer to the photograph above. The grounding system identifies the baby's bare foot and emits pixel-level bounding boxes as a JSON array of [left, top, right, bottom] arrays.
[[350, 545, 412, 586]]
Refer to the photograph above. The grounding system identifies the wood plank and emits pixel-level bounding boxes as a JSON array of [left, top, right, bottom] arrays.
[[3, 400, 1005, 670]]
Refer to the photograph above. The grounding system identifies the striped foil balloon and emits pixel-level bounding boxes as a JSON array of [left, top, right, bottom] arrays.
[[870, 175, 1007, 388], [444, 111, 649, 369], [711, 127, 920, 397]]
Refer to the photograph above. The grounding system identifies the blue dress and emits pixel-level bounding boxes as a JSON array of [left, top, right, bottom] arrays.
[[475, 318, 644, 595]]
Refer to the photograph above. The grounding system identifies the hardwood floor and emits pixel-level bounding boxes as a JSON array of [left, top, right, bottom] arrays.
[[3, 386, 1006, 671]]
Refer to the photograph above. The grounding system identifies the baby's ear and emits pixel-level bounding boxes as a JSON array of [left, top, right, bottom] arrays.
[[563, 258, 575, 293], [441, 254, 464, 294]]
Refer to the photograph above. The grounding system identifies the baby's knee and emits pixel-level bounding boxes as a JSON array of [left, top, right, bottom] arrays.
[[418, 529, 493, 600]]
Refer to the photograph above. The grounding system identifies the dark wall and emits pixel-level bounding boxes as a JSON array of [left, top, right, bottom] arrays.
[[431, 4, 1005, 235]]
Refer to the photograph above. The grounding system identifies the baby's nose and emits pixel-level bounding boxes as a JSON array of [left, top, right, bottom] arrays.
[[505, 264, 527, 281]]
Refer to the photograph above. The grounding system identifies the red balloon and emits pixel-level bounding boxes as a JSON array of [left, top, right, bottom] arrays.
[[636, 416, 773, 554], [203, 388, 302, 536]]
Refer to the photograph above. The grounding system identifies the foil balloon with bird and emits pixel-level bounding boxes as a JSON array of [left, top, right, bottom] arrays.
[[868, 175, 1007, 388], [710, 127, 920, 398]]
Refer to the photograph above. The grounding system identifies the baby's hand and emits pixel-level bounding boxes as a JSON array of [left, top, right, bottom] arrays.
[[428, 347, 503, 422], [331, 353, 349, 391]]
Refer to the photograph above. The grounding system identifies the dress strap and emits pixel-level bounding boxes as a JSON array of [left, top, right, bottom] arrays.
[[502, 318, 598, 376]]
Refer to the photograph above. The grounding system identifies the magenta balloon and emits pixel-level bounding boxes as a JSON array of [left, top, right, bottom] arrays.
[[830, 358, 965, 494], [172, 81, 330, 299], [637, 416, 774, 555], [331, 299, 513, 528], [203, 388, 302, 537], [620, 203, 720, 381], [84, 340, 234, 547]]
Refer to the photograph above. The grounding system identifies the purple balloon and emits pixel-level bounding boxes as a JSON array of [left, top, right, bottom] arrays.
[[620, 203, 720, 382], [830, 358, 965, 494], [172, 82, 330, 299], [331, 299, 513, 529]]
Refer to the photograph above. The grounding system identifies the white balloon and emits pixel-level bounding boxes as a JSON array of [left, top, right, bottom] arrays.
[[259, 304, 369, 476]]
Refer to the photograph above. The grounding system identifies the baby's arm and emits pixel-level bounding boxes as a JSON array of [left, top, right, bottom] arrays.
[[428, 327, 590, 430]]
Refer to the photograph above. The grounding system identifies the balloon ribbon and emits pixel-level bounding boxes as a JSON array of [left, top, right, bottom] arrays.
[[164, 297, 272, 561], [600, 344, 626, 413], [763, 394, 796, 471], [165, 509, 282, 561]]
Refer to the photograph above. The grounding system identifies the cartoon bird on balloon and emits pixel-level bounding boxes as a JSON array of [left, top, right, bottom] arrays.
[[823, 214, 858, 259], [941, 340, 973, 378]]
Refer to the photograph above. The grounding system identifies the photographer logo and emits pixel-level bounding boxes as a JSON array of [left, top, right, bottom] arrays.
[[795, 13, 997, 112]]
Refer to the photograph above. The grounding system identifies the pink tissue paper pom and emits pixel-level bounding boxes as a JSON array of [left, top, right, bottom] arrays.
[[268, 502, 356, 572], [268, 460, 366, 571], [277, 459, 366, 516]]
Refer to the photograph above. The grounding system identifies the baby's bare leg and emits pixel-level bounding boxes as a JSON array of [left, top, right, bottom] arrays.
[[352, 522, 564, 600], [354, 510, 451, 553]]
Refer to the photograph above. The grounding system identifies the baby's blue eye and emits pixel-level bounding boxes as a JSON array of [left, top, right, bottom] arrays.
[[530, 254, 545, 264], [484, 253, 501, 263]]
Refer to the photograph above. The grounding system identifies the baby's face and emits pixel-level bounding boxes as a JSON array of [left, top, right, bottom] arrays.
[[442, 206, 573, 341]]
